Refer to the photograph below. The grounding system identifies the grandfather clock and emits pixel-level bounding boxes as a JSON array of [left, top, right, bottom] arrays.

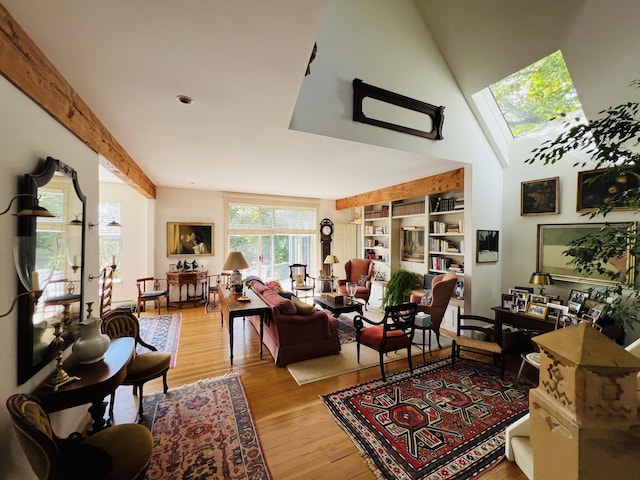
[[320, 218, 333, 278]]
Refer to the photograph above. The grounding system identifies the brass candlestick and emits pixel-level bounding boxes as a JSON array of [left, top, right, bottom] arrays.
[[48, 322, 80, 391]]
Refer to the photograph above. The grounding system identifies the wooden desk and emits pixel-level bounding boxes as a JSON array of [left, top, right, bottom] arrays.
[[33, 337, 134, 434], [219, 288, 271, 365], [492, 306, 556, 345], [167, 270, 208, 308]]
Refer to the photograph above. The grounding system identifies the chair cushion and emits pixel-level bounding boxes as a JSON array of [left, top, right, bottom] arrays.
[[359, 325, 411, 351], [126, 351, 171, 382], [141, 290, 165, 299], [84, 424, 152, 480]]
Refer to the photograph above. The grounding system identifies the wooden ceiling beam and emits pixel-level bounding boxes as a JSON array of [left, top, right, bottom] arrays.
[[0, 5, 156, 199], [335, 168, 464, 210]]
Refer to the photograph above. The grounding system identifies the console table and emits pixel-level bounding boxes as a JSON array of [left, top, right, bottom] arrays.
[[219, 287, 270, 365], [33, 337, 134, 434], [492, 306, 556, 344], [167, 270, 208, 308]]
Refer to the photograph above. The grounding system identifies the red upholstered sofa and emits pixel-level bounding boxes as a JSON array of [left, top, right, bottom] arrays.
[[247, 281, 340, 366]]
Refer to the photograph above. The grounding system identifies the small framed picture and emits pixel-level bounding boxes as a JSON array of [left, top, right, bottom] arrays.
[[521, 177, 560, 216], [558, 313, 578, 328], [581, 298, 609, 322], [502, 294, 515, 309], [568, 289, 590, 313], [515, 296, 528, 312], [546, 303, 569, 322], [476, 229, 499, 263], [528, 293, 549, 305], [526, 302, 548, 319], [514, 286, 534, 293]]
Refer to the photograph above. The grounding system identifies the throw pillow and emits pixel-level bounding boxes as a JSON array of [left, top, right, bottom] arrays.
[[421, 289, 433, 305], [292, 296, 315, 315], [278, 291, 295, 300], [357, 274, 369, 287]]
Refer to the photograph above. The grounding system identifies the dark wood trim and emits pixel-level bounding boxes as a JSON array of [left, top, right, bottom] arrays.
[[335, 168, 464, 210], [0, 5, 156, 199], [353, 78, 444, 140]]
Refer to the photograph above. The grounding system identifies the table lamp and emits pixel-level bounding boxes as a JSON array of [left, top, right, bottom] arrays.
[[324, 255, 339, 277], [530, 272, 553, 295], [223, 251, 249, 292]]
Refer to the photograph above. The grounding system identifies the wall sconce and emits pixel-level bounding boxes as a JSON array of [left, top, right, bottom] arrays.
[[1, 193, 55, 217], [88, 218, 122, 229], [1, 237, 57, 318], [88, 260, 118, 281]]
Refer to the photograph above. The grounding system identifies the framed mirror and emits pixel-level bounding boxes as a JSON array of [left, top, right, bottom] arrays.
[[17, 156, 86, 384]]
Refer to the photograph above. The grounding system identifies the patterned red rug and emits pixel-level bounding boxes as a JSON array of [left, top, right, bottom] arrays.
[[322, 357, 532, 479], [142, 374, 271, 480]]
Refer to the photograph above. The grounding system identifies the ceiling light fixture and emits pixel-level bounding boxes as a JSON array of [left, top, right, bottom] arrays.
[[176, 94, 194, 105]]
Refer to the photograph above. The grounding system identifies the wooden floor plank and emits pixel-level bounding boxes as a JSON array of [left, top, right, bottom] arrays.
[[112, 305, 528, 480]]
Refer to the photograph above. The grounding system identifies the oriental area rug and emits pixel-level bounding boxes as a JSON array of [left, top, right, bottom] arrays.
[[322, 357, 532, 480], [137, 313, 182, 368], [142, 373, 271, 480]]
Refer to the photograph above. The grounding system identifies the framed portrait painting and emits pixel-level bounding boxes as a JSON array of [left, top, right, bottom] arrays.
[[167, 222, 214, 256], [521, 176, 559, 216]]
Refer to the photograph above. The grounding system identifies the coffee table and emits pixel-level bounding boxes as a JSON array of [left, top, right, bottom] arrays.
[[313, 296, 363, 317]]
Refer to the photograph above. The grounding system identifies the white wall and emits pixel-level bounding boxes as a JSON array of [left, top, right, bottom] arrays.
[[0, 76, 99, 479]]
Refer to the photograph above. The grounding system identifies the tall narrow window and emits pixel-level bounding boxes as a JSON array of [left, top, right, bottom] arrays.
[[227, 202, 317, 284], [489, 50, 585, 138], [98, 202, 122, 279]]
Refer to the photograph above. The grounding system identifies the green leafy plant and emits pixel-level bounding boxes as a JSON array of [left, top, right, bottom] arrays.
[[527, 79, 640, 330], [381, 269, 420, 308]]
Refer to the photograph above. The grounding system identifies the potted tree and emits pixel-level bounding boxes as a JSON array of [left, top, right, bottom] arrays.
[[381, 269, 421, 308], [528, 79, 640, 337]]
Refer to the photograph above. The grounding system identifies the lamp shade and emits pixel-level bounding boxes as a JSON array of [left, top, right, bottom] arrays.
[[529, 272, 553, 286], [223, 251, 249, 271], [324, 255, 339, 264]]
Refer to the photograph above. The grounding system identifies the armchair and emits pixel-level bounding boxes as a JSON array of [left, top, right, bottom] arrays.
[[289, 264, 315, 297], [354, 302, 418, 381], [409, 271, 457, 349], [6, 393, 153, 480], [337, 259, 373, 308], [136, 276, 167, 318]]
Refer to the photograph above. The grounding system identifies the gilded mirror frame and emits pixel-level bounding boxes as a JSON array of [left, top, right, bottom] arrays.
[[17, 156, 86, 384]]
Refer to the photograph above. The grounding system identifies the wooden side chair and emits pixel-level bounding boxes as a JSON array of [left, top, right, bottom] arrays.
[[6, 393, 153, 480], [354, 302, 418, 381], [101, 309, 170, 422], [441, 306, 505, 378], [289, 264, 315, 298], [135, 276, 167, 318], [99, 267, 114, 318]]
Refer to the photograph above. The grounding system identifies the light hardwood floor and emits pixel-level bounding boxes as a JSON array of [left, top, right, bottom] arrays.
[[113, 305, 528, 480]]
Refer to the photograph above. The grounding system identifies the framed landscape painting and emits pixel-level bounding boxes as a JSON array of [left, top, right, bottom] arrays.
[[521, 176, 559, 216], [167, 222, 214, 256], [537, 223, 635, 286]]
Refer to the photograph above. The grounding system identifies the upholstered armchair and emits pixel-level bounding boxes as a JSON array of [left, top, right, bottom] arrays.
[[337, 259, 374, 307], [409, 271, 457, 349]]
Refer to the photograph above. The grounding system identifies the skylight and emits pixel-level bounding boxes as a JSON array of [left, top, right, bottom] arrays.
[[489, 50, 585, 138]]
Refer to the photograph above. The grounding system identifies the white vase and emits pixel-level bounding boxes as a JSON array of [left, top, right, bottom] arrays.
[[73, 302, 111, 364]]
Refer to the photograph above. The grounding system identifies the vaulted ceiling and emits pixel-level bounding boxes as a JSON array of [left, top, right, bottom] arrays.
[[2, 0, 638, 199]]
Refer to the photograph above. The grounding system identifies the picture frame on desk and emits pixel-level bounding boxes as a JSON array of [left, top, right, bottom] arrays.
[[546, 303, 569, 323], [528, 293, 549, 305], [502, 294, 515, 310], [558, 312, 578, 328], [526, 302, 548, 319], [581, 298, 609, 321], [509, 288, 530, 312], [568, 289, 589, 313]]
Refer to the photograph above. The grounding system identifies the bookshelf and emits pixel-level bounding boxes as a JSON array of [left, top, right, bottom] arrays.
[[428, 191, 464, 276]]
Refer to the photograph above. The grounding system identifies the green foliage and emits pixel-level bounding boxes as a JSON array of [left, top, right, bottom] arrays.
[[528, 79, 640, 329], [490, 50, 584, 137], [381, 269, 419, 308]]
